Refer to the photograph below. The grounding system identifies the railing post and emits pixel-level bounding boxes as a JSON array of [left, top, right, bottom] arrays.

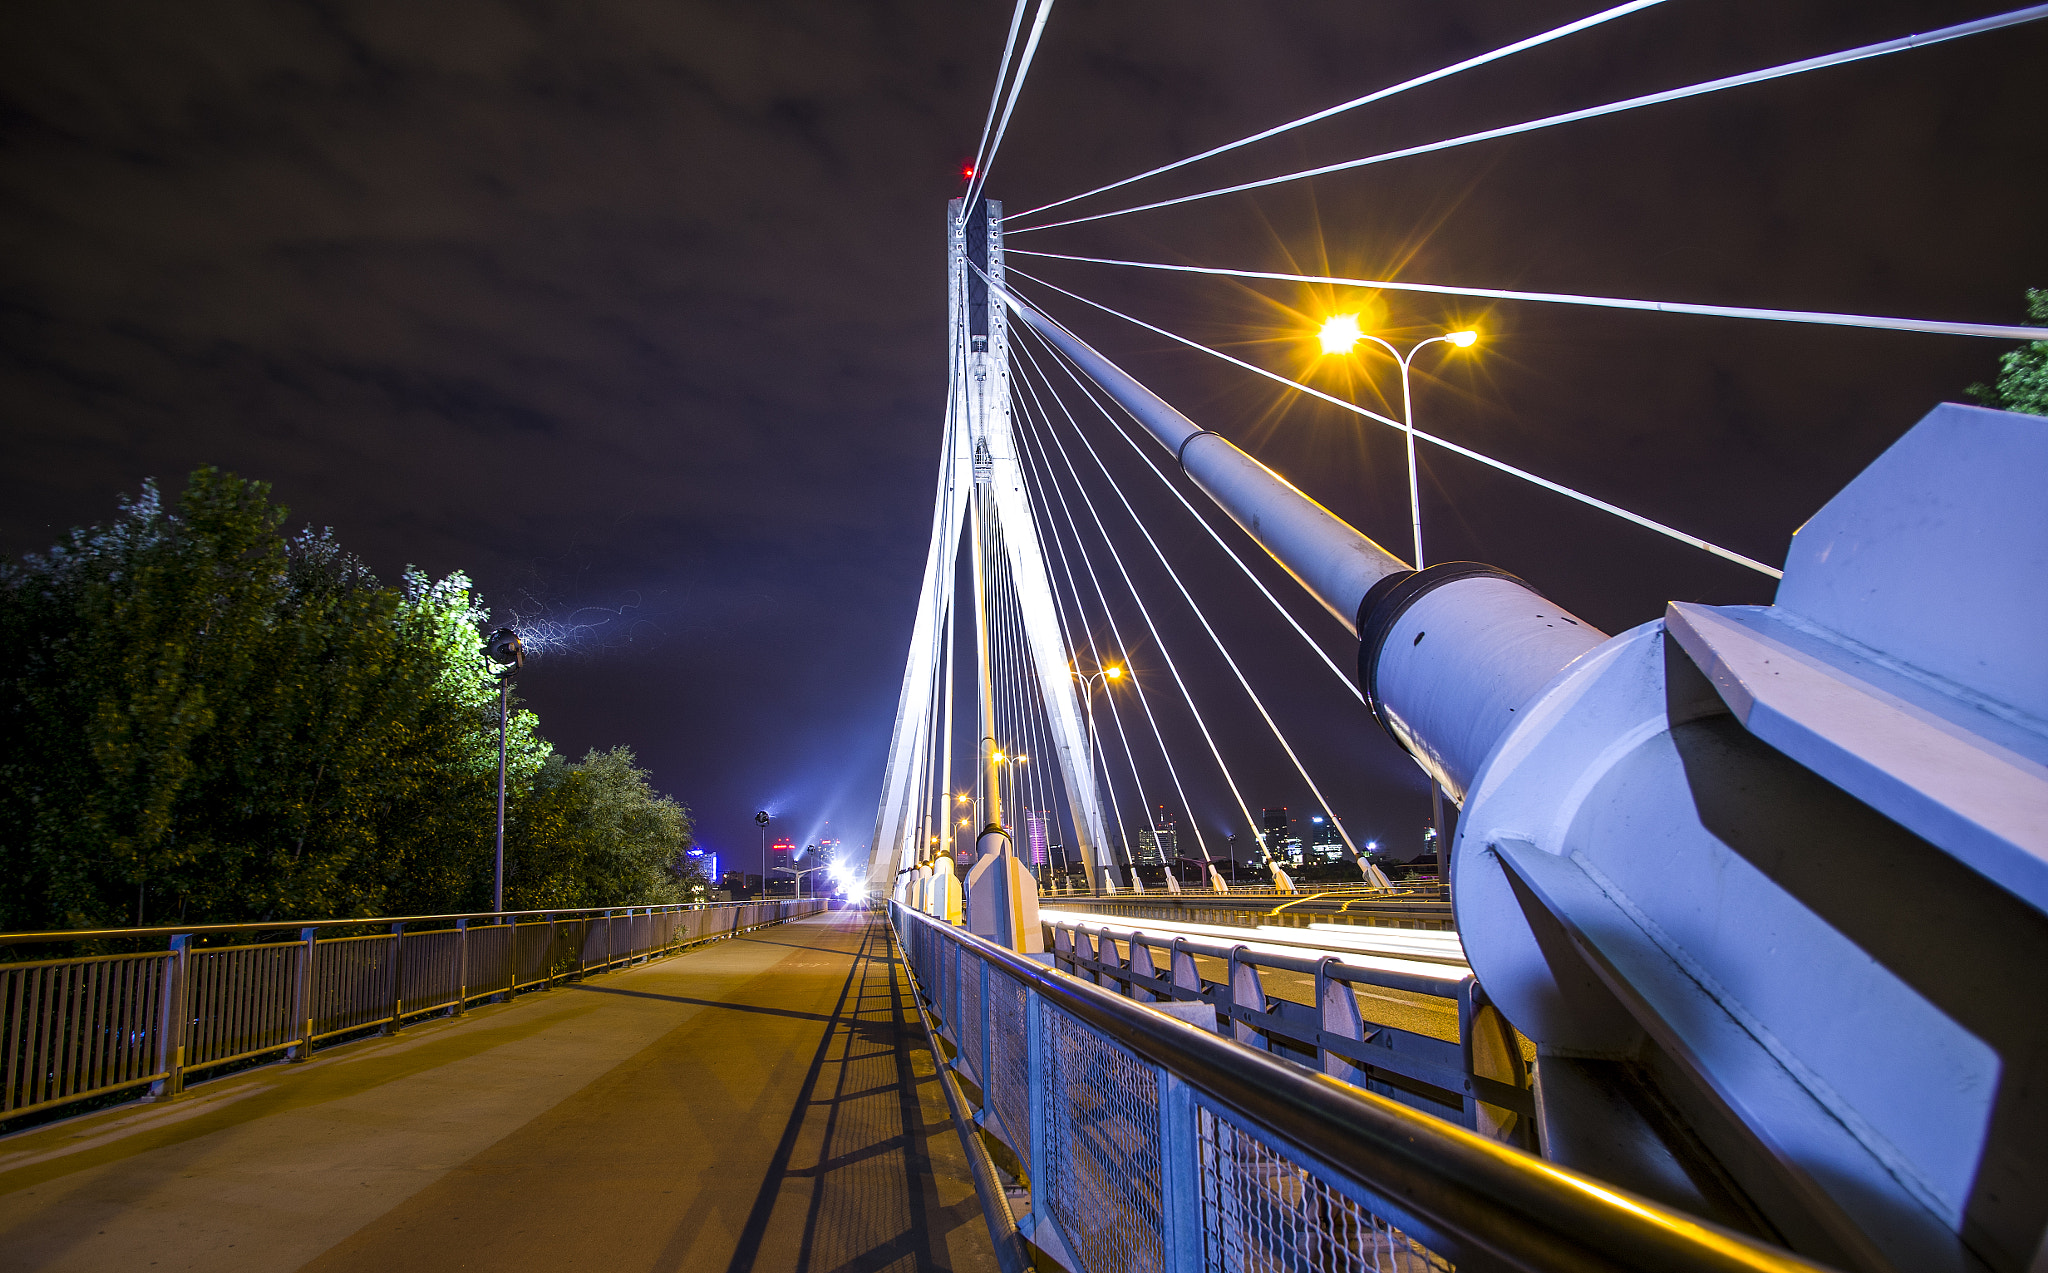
[[606, 909, 615, 970], [149, 933, 191, 1099], [978, 954, 992, 1125], [1316, 956, 1366, 1085], [454, 918, 469, 1016], [542, 913, 556, 988], [1158, 1071, 1203, 1273], [288, 927, 318, 1061], [1227, 946, 1268, 1051], [505, 913, 517, 1000], [382, 921, 405, 1033]]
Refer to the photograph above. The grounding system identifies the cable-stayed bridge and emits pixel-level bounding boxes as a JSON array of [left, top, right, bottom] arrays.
[[868, 3, 2048, 1272], [4, 6, 2046, 1273]]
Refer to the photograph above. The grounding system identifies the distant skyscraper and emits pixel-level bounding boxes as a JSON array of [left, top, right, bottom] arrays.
[[1260, 807, 1290, 860], [770, 837, 797, 872], [1024, 811, 1049, 866], [1137, 805, 1178, 865], [1309, 815, 1344, 862]]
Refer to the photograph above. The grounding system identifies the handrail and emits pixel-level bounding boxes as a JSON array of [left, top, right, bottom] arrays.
[[0, 901, 758, 947], [895, 901, 1829, 1273]]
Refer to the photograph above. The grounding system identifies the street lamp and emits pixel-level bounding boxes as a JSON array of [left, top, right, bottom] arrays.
[[1074, 664, 1125, 890], [1318, 321, 1476, 857], [1006, 754, 1028, 832], [1315, 319, 1477, 571], [754, 810, 770, 897], [985, 751, 1028, 833], [482, 627, 524, 915]]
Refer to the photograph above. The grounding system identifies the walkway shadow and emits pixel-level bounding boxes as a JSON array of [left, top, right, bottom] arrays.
[[696, 914, 994, 1273]]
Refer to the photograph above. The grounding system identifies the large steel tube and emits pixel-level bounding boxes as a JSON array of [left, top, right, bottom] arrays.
[[1364, 566, 1605, 804]]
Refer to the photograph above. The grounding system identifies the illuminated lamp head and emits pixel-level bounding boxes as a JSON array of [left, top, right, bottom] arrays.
[[1105, 666, 1123, 679], [1318, 314, 1364, 355], [484, 627, 524, 670], [1445, 329, 1478, 348]]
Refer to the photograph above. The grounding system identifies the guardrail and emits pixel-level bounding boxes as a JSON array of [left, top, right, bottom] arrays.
[[891, 900, 1827, 1273], [0, 900, 824, 1122], [1042, 911, 1533, 1143]]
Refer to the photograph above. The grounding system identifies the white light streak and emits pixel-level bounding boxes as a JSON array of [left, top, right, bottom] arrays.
[[968, 0, 1032, 184], [1007, 0, 1665, 223], [1012, 251, 2048, 342], [1010, 4, 2048, 233], [965, 0, 1057, 213]]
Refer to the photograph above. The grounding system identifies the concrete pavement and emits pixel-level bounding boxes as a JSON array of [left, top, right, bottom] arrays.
[[0, 908, 998, 1273]]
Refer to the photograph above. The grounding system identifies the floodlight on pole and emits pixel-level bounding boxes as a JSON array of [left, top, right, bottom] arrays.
[[482, 627, 524, 916]]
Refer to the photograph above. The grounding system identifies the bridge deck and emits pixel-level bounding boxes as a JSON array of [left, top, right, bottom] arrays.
[[0, 909, 997, 1273]]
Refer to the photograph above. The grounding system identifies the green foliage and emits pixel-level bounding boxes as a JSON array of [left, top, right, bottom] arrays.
[[1967, 288, 2048, 416], [505, 747, 705, 910], [0, 468, 695, 931]]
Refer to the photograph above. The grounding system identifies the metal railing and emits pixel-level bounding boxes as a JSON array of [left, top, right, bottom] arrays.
[[892, 900, 1827, 1273], [1, 900, 824, 1121]]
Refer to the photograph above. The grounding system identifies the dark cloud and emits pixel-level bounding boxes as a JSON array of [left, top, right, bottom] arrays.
[[2, 0, 2043, 865]]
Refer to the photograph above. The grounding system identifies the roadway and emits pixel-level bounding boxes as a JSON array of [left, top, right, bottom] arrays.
[[0, 908, 998, 1273]]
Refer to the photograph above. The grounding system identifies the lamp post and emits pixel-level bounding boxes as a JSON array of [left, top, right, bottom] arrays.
[[754, 810, 770, 898], [1074, 665, 1124, 890], [1319, 320, 1477, 854], [482, 627, 524, 915], [1316, 318, 1477, 572]]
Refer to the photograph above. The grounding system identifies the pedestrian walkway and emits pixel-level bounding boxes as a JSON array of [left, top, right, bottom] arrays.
[[0, 909, 998, 1273]]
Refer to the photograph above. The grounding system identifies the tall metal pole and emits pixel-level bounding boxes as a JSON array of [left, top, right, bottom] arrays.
[[494, 677, 508, 914], [1397, 351, 1425, 573], [1394, 346, 1446, 865], [1078, 673, 1107, 892]]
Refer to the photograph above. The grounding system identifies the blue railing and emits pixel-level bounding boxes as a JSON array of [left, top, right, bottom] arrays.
[[891, 900, 1827, 1273]]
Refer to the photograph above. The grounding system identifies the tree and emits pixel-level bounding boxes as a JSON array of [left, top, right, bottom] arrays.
[[504, 747, 702, 910], [1968, 288, 2048, 416], [0, 469, 564, 929]]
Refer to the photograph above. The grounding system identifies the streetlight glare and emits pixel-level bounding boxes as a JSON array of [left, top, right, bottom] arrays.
[[1015, 754, 1029, 764], [1445, 329, 1479, 348], [1318, 314, 1364, 355], [1105, 666, 1123, 679], [992, 750, 1006, 762]]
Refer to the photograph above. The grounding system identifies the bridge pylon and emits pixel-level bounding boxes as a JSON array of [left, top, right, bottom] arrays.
[[866, 197, 1112, 905]]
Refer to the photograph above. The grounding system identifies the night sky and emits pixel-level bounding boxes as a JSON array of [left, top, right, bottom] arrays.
[[3, 1, 2043, 874]]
